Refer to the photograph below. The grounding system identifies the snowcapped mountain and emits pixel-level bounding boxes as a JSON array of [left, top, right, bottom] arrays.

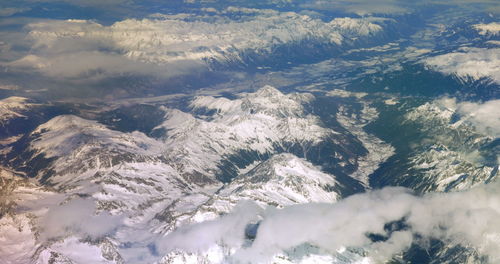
[[0, 96, 73, 141], [4, 114, 164, 185], [2, 85, 367, 195], [1, 84, 497, 263], [177, 153, 341, 223], [156, 153, 345, 264], [371, 97, 498, 193], [156, 86, 339, 184], [220, 153, 340, 205], [0, 96, 33, 123], [7, 85, 365, 191], [402, 99, 498, 192], [30, 115, 162, 159], [0, 86, 389, 263], [152, 152, 343, 236], [0, 97, 36, 140], [1, 1, 500, 263], [7, 10, 387, 79], [2, 82, 496, 264]]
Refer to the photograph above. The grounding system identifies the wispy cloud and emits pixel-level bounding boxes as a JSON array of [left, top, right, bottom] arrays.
[[39, 198, 124, 241], [436, 97, 500, 138]]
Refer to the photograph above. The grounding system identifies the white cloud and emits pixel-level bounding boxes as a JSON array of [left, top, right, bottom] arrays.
[[435, 97, 500, 138], [424, 47, 500, 84], [6, 52, 204, 80], [455, 100, 500, 138], [39, 198, 124, 241], [156, 201, 263, 254], [159, 182, 500, 263], [473, 22, 500, 36]]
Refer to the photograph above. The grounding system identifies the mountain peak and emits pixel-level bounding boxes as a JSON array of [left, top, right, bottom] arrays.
[[0, 96, 33, 122]]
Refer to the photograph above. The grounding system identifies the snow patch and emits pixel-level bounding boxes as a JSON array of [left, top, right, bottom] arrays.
[[30, 115, 162, 158]]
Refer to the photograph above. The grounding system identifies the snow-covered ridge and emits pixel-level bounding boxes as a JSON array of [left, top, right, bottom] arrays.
[[0, 86, 391, 263], [407, 97, 500, 138], [14, 11, 383, 77], [473, 22, 500, 36], [0, 97, 32, 123], [402, 98, 498, 192], [191, 86, 315, 117], [158, 86, 335, 182], [14, 86, 335, 188], [423, 47, 500, 84], [155, 153, 340, 229], [18, 114, 167, 188], [219, 153, 340, 206], [158, 153, 342, 264], [30, 115, 162, 158]]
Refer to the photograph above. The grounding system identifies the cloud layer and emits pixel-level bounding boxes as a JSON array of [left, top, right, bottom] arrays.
[[424, 47, 500, 84], [158, 182, 500, 263], [436, 97, 500, 138]]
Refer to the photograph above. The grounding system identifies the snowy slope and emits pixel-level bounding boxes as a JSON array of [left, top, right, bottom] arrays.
[[0, 167, 60, 264], [31, 115, 162, 159], [0, 86, 358, 264], [401, 99, 498, 192], [4, 86, 345, 202], [220, 153, 340, 205], [197, 153, 339, 219], [11, 115, 163, 187], [0, 97, 36, 128], [158, 153, 344, 264], [156, 85, 339, 184]]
